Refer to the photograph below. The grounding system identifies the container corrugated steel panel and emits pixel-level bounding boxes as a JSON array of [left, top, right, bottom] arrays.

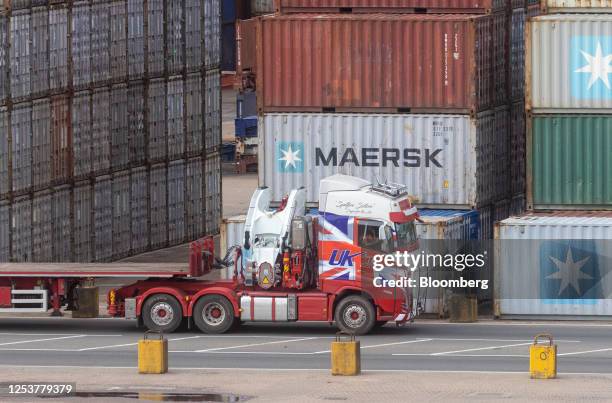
[[185, 73, 203, 155], [204, 0, 221, 68], [11, 102, 32, 194], [0, 201, 9, 262], [147, 0, 164, 77], [148, 78, 167, 161], [493, 107, 510, 201], [32, 99, 52, 189], [220, 215, 246, 254], [92, 87, 111, 174], [53, 185, 72, 262], [32, 190, 53, 262], [91, 2, 111, 85], [5, 0, 31, 10], [0, 108, 9, 197], [544, 0, 612, 12], [168, 160, 185, 245], [277, 0, 507, 12], [128, 82, 146, 165], [495, 213, 612, 318], [527, 15, 612, 112], [93, 175, 112, 262], [110, 84, 129, 170], [186, 157, 203, 240], [150, 163, 167, 249], [130, 166, 149, 254], [49, 5, 68, 93], [9, 11, 30, 101], [528, 115, 612, 210], [510, 101, 525, 196], [127, 0, 145, 80], [112, 171, 131, 259], [72, 91, 92, 178], [509, 8, 525, 102], [260, 112, 507, 208], [0, 15, 8, 105], [166, 0, 184, 75], [185, 0, 202, 72], [72, 2, 92, 89], [167, 77, 185, 159], [110, 0, 128, 82], [251, 13, 506, 113], [205, 152, 221, 234], [31, 7, 49, 99], [204, 69, 220, 151], [50, 94, 72, 183], [11, 195, 32, 262], [251, 0, 275, 15], [73, 181, 92, 262]]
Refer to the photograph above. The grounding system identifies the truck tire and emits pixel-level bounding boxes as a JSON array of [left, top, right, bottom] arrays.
[[142, 294, 183, 333], [192, 295, 235, 334], [335, 295, 376, 335]]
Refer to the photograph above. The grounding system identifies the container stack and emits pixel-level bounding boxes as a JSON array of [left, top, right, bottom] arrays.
[[0, 0, 222, 263]]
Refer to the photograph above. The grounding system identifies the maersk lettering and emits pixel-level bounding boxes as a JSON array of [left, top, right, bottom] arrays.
[[315, 148, 443, 168]]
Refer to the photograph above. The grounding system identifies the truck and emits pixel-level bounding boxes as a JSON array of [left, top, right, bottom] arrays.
[[0, 174, 419, 335]]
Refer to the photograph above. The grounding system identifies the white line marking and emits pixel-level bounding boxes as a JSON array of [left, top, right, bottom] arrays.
[[417, 338, 581, 343], [0, 333, 124, 337], [313, 338, 433, 354], [557, 348, 612, 356], [0, 348, 80, 352], [195, 337, 320, 353], [0, 335, 86, 346], [393, 353, 528, 358], [431, 342, 534, 356], [170, 351, 316, 355], [421, 321, 612, 328], [77, 335, 206, 351]]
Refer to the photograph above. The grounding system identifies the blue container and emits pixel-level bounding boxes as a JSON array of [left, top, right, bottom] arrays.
[[222, 23, 237, 71], [222, 0, 236, 24], [417, 209, 481, 240], [235, 116, 258, 138], [221, 142, 237, 162]]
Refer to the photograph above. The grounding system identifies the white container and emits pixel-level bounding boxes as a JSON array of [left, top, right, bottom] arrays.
[[495, 213, 612, 318], [259, 111, 508, 208], [544, 0, 612, 13], [527, 14, 612, 113]]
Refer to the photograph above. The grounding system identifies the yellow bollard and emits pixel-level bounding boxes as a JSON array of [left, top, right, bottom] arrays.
[[138, 331, 168, 374], [331, 333, 361, 376], [529, 334, 557, 379]]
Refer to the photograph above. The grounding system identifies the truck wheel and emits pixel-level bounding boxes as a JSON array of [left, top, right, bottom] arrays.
[[142, 294, 183, 333], [193, 295, 235, 334], [335, 295, 376, 335]]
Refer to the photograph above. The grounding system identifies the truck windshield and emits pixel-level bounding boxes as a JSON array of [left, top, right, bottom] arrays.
[[395, 222, 417, 249]]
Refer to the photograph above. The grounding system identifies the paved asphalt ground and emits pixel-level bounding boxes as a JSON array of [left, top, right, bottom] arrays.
[[0, 317, 610, 374]]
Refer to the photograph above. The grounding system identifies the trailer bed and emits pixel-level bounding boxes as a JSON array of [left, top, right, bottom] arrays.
[[0, 263, 193, 278]]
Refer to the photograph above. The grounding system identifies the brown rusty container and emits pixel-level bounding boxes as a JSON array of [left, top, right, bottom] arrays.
[[51, 94, 72, 184], [277, 0, 508, 13], [244, 13, 507, 114]]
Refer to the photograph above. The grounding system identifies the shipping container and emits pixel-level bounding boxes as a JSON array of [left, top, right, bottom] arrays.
[[251, 0, 275, 15], [110, 0, 127, 82], [31, 7, 49, 99], [527, 14, 612, 113], [277, 0, 508, 13], [9, 10, 30, 101], [493, 107, 510, 201], [244, 13, 507, 113], [509, 101, 525, 196], [112, 171, 131, 259], [0, 108, 8, 197], [185, 73, 203, 155], [150, 164, 167, 249], [93, 175, 112, 262], [167, 77, 185, 159], [130, 166, 149, 254], [72, 91, 92, 178], [221, 22, 236, 72], [543, 0, 612, 12], [168, 160, 185, 245], [53, 185, 72, 261], [4, 0, 31, 11], [185, 0, 202, 72], [259, 111, 508, 208], [147, 0, 164, 77], [49, 5, 68, 93], [220, 215, 246, 254], [0, 200, 9, 262], [127, 0, 145, 80], [128, 82, 146, 165], [166, 0, 184, 75], [91, 87, 111, 174], [205, 152, 221, 234], [528, 115, 612, 210], [11, 102, 32, 194], [0, 14, 8, 104], [72, 1, 92, 89], [148, 78, 167, 161], [185, 157, 203, 240], [509, 7, 525, 102], [32, 190, 53, 262], [204, 0, 221, 68], [32, 98, 52, 189], [91, 1, 111, 85], [495, 212, 612, 318], [110, 84, 129, 170], [11, 195, 32, 262], [73, 180, 92, 262], [204, 69, 221, 151], [50, 94, 71, 183]]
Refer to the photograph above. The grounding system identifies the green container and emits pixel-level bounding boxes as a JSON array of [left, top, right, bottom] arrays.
[[529, 115, 612, 209]]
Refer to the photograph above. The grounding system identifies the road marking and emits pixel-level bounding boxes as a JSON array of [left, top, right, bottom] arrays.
[[313, 338, 433, 354], [77, 335, 206, 351], [0, 335, 86, 346], [0, 348, 80, 352], [431, 342, 534, 356], [195, 337, 320, 353], [557, 348, 612, 356], [417, 338, 581, 343], [0, 333, 123, 337], [171, 351, 317, 355], [421, 321, 612, 328], [392, 353, 528, 358]]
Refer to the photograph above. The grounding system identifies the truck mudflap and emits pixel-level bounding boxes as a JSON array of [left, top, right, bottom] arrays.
[[393, 310, 414, 326]]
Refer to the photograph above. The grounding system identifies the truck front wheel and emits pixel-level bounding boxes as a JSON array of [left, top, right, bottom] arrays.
[[142, 294, 183, 333], [335, 295, 376, 335], [192, 295, 235, 334]]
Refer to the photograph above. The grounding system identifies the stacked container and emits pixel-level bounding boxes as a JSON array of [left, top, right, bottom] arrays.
[[0, 0, 222, 262]]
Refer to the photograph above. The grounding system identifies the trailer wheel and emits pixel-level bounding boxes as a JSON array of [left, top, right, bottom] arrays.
[[335, 295, 376, 335], [192, 295, 235, 334], [142, 294, 183, 333]]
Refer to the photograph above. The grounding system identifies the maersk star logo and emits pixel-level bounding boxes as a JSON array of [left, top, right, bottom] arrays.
[[571, 36, 612, 99], [546, 247, 592, 296], [575, 42, 612, 89], [276, 142, 304, 173]]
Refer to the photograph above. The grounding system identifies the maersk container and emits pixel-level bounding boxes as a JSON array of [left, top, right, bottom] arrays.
[[168, 160, 186, 246], [167, 77, 185, 159], [53, 185, 72, 261], [92, 87, 111, 174], [49, 5, 68, 93], [543, 0, 612, 12], [32, 190, 53, 262], [128, 82, 146, 165], [243, 13, 507, 113], [527, 14, 612, 112], [0, 108, 8, 197], [9, 10, 30, 101], [259, 111, 509, 208], [72, 91, 92, 178], [148, 79, 167, 161], [11, 195, 32, 262], [127, 0, 145, 80], [110, 84, 129, 170], [11, 102, 32, 194], [528, 115, 612, 210], [91, 2, 111, 85], [277, 0, 508, 13], [111, 171, 131, 260], [150, 163, 168, 249], [31, 7, 49, 99], [32, 99, 52, 190], [495, 212, 612, 318], [205, 69, 221, 151], [147, 0, 164, 77], [73, 180, 92, 262], [72, 2, 92, 89], [205, 153, 221, 234], [0, 200, 9, 262], [186, 157, 203, 240], [94, 175, 113, 262], [130, 166, 149, 254]]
